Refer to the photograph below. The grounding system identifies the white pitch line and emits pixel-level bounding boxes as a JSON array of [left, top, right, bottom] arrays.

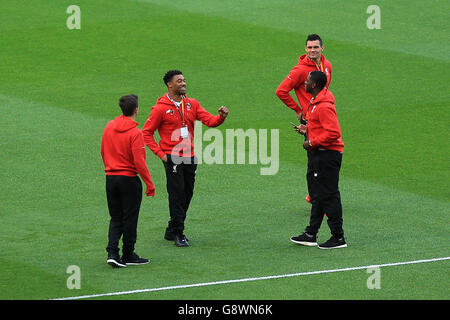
[[53, 256, 450, 300]]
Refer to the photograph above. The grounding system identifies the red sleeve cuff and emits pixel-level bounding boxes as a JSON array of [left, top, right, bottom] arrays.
[[156, 150, 166, 159]]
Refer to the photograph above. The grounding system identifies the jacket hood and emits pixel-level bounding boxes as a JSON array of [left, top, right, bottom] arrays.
[[313, 88, 335, 105], [112, 115, 138, 132], [156, 93, 173, 106], [298, 54, 325, 66]]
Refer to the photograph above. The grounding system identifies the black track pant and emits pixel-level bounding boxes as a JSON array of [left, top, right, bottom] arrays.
[[163, 155, 197, 236], [105, 175, 142, 257], [305, 149, 344, 237]]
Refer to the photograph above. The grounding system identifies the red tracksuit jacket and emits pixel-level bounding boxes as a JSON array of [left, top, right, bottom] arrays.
[[306, 88, 344, 153], [276, 54, 332, 118], [142, 94, 224, 159], [101, 115, 155, 196]]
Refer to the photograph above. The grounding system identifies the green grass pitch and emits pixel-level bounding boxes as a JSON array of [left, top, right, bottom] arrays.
[[0, 0, 449, 300]]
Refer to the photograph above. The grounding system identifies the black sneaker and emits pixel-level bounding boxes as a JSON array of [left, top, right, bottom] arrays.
[[318, 236, 347, 249], [165, 228, 190, 242], [290, 233, 317, 246], [175, 234, 189, 247], [164, 228, 176, 241], [107, 254, 127, 268], [121, 253, 150, 265]]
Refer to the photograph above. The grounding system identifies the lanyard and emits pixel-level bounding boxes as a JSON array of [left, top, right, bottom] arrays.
[[179, 99, 185, 126], [167, 94, 186, 126], [315, 62, 324, 72]]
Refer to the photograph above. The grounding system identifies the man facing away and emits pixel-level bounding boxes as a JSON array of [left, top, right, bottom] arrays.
[[143, 70, 229, 247], [101, 94, 155, 267], [290, 71, 347, 249]]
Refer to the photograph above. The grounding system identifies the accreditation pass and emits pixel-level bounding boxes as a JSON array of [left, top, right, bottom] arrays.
[[180, 125, 189, 138]]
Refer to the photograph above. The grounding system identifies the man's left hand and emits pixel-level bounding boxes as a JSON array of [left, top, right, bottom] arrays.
[[218, 106, 229, 119], [296, 124, 307, 135]]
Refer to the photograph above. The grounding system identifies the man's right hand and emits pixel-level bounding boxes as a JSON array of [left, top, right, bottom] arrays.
[[161, 154, 168, 163], [146, 186, 155, 197]]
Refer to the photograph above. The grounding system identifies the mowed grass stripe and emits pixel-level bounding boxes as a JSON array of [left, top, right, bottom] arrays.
[[53, 256, 450, 300], [132, 0, 450, 61]]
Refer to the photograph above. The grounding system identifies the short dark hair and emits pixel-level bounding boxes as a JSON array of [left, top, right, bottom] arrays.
[[309, 71, 327, 91], [306, 34, 323, 46], [118, 94, 138, 116], [163, 70, 183, 86]]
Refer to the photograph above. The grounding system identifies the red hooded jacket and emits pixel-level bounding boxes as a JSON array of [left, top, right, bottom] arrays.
[[306, 88, 344, 153], [101, 115, 155, 196], [276, 54, 332, 118], [142, 94, 224, 159]]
